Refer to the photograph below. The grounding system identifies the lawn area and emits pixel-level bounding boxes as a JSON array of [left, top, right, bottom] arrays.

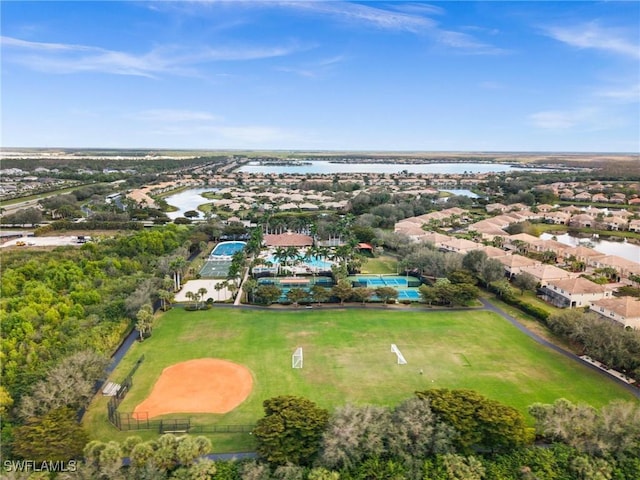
[[84, 307, 638, 452], [360, 255, 398, 274]]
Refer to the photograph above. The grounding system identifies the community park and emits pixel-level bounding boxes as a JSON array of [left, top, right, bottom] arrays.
[[83, 304, 638, 452]]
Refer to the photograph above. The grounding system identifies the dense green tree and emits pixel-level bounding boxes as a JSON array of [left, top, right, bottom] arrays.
[[12, 407, 89, 462], [423, 453, 485, 480], [310, 284, 331, 305], [255, 284, 282, 305], [18, 350, 109, 420], [416, 389, 533, 452], [513, 272, 538, 295], [286, 288, 309, 307], [387, 397, 456, 474], [351, 287, 374, 305], [253, 396, 329, 466], [319, 404, 391, 471], [374, 286, 398, 304], [331, 280, 353, 305], [529, 398, 640, 457]]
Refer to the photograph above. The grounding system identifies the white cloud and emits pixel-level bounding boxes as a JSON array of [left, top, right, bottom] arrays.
[[181, 1, 504, 55], [594, 83, 640, 103], [529, 107, 611, 131], [542, 22, 640, 59], [276, 55, 346, 78], [132, 109, 223, 122], [131, 107, 297, 145], [436, 30, 508, 55], [0, 35, 303, 77]]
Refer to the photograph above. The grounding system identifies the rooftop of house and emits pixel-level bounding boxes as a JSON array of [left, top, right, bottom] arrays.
[[591, 296, 640, 319], [546, 277, 608, 294]]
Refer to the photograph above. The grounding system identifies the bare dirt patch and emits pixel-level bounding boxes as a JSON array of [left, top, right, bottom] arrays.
[[133, 359, 253, 419]]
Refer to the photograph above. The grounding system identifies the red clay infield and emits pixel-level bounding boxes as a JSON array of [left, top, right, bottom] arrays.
[[133, 359, 253, 419]]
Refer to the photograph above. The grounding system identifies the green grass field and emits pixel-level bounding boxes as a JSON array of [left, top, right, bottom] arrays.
[[360, 255, 399, 274], [84, 307, 638, 451]]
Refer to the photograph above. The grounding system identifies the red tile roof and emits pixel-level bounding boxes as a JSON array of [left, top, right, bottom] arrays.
[[264, 232, 313, 247]]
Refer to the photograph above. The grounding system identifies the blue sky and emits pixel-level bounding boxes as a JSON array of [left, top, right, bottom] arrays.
[[2, 1, 639, 152]]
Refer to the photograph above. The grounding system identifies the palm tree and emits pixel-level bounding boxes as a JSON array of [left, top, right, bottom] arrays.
[[285, 246, 301, 269], [272, 247, 287, 274], [214, 282, 225, 301], [185, 291, 196, 308], [158, 289, 174, 311], [197, 287, 208, 308], [170, 257, 188, 291]]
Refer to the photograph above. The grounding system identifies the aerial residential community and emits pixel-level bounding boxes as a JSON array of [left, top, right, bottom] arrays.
[[2, 1, 639, 479]]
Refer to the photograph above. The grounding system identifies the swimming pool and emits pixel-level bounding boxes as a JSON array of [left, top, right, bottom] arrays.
[[266, 254, 333, 271], [210, 241, 246, 258]]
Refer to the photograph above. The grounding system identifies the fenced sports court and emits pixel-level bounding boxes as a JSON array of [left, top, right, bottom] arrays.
[[198, 241, 246, 278], [199, 259, 233, 278], [349, 275, 423, 302], [351, 275, 422, 288]]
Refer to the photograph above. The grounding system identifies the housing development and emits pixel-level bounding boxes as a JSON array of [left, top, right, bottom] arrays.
[[1, 150, 639, 479]]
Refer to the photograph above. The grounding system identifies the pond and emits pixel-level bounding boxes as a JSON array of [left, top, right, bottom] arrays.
[[163, 188, 218, 219], [540, 233, 640, 264]]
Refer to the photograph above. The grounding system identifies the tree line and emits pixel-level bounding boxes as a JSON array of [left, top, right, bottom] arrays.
[[22, 392, 637, 479]]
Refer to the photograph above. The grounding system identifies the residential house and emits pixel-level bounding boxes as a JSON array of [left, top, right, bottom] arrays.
[[486, 203, 508, 213], [609, 193, 627, 204], [570, 214, 595, 228], [496, 254, 541, 278], [475, 245, 511, 259], [518, 264, 574, 286], [601, 216, 628, 231], [505, 233, 539, 253], [536, 204, 554, 213], [559, 190, 575, 200], [420, 232, 453, 248], [574, 191, 592, 202], [544, 211, 571, 225], [540, 277, 612, 308], [528, 239, 571, 260], [589, 297, 640, 330], [440, 238, 481, 254], [629, 219, 640, 233], [589, 255, 640, 280]]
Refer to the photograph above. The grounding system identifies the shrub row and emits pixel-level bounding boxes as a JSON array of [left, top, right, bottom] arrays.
[[487, 285, 550, 322]]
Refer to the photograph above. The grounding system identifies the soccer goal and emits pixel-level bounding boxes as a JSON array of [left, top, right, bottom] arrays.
[[391, 344, 407, 365], [292, 347, 303, 369]]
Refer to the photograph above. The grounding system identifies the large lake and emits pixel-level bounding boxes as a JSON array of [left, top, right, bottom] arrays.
[[540, 233, 640, 264], [238, 161, 537, 175]]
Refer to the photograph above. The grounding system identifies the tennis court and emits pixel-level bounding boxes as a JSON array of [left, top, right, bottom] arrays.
[[349, 275, 418, 288], [348, 275, 423, 303], [199, 260, 233, 278], [397, 289, 421, 301]]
